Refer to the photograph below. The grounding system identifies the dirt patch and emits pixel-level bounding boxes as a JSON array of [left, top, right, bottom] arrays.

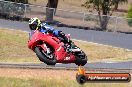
[[0, 68, 76, 80]]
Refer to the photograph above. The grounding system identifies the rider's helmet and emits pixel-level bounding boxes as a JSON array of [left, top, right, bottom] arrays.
[[29, 17, 41, 30]]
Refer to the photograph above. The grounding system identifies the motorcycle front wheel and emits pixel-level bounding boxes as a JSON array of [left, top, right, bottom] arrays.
[[34, 47, 57, 65], [75, 51, 88, 66]]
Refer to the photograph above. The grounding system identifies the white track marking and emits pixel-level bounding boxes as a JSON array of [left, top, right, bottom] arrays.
[[72, 39, 132, 51]]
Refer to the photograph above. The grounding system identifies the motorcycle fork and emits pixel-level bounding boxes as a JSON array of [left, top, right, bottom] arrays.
[[38, 42, 50, 54]]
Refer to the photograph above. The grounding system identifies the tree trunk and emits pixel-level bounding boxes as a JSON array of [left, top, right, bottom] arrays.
[[45, 0, 58, 23], [45, 8, 54, 23], [100, 15, 109, 30], [98, 11, 109, 30], [99, 0, 109, 30]]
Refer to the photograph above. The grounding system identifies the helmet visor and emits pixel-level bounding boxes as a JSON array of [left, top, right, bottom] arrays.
[[29, 24, 38, 30]]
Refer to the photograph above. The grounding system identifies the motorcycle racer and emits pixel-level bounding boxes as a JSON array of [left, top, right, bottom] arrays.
[[29, 17, 76, 52]]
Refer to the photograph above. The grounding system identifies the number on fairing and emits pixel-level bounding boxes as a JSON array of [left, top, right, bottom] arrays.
[[64, 57, 70, 60]]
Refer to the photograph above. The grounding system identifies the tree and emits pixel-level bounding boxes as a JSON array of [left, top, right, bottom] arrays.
[[46, 0, 58, 8], [82, 0, 127, 30], [127, 5, 132, 26], [46, 0, 58, 23]]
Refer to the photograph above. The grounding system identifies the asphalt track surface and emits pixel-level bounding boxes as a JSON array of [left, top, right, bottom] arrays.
[[0, 63, 131, 72], [0, 19, 132, 70]]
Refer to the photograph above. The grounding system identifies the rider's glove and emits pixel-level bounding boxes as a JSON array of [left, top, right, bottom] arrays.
[[59, 31, 71, 43], [59, 31, 65, 36]]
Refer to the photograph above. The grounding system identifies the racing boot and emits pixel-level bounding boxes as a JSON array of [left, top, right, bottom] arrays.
[[63, 44, 71, 53], [68, 42, 81, 52], [64, 42, 78, 53], [59, 31, 80, 52]]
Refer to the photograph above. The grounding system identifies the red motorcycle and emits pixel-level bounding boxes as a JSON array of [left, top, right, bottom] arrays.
[[28, 30, 87, 66]]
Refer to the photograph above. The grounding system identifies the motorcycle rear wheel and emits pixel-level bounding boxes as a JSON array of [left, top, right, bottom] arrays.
[[34, 47, 57, 65]]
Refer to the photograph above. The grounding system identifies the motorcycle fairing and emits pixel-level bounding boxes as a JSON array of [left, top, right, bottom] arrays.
[[28, 30, 75, 62]]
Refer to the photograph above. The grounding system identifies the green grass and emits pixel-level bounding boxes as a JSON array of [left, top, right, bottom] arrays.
[[0, 77, 130, 87], [0, 28, 132, 63]]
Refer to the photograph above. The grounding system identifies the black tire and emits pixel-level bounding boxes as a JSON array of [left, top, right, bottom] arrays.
[[34, 47, 56, 65], [75, 51, 87, 66], [76, 74, 87, 84]]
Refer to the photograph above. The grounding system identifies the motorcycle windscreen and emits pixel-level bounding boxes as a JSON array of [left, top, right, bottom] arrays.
[[29, 30, 35, 40]]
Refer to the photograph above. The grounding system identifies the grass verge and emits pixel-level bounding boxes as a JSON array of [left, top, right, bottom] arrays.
[[0, 68, 131, 87], [74, 40, 132, 62], [0, 29, 39, 63], [0, 28, 132, 62], [0, 76, 131, 87]]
